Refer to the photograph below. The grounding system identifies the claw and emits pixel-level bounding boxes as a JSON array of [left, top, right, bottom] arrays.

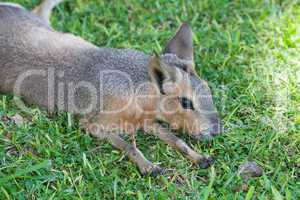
[[141, 165, 166, 177], [197, 156, 215, 169]]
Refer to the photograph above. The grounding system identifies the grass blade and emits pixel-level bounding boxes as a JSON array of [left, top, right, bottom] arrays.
[[271, 186, 283, 200], [202, 166, 216, 200], [245, 186, 255, 200], [0, 160, 52, 185]]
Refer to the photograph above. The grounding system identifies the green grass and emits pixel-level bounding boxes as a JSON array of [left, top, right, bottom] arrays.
[[1, 0, 300, 199]]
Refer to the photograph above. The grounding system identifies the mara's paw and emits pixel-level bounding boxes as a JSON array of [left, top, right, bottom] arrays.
[[197, 156, 215, 169], [140, 165, 166, 177]]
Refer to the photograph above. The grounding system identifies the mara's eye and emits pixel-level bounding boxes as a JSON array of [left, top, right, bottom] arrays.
[[179, 97, 195, 110]]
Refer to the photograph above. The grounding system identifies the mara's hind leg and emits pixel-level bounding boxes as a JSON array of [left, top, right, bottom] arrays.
[[32, 0, 64, 26]]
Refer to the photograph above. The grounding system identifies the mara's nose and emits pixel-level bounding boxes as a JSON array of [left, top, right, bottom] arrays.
[[192, 117, 222, 140]]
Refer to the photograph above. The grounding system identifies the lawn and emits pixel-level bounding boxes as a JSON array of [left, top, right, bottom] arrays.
[[0, 0, 299, 199]]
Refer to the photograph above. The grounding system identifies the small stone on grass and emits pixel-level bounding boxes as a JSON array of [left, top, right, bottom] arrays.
[[238, 161, 263, 179]]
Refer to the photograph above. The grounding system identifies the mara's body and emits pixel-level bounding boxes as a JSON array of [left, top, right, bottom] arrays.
[[0, 5, 150, 113], [0, 4, 157, 131], [0, 1, 221, 175]]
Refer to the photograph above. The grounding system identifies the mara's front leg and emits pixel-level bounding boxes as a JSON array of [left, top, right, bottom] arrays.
[[147, 124, 214, 168], [81, 120, 165, 176]]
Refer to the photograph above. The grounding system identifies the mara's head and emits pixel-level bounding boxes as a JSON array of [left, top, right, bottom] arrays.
[[147, 23, 221, 139]]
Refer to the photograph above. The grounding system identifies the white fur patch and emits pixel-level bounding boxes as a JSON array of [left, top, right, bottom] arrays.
[[0, 2, 25, 9]]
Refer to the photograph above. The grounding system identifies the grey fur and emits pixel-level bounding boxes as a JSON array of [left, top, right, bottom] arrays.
[[0, 2, 25, 9], [0, 5, 150, 113]]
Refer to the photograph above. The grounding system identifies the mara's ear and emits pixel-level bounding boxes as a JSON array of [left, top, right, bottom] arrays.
[[163, 23, 194, 61], [148, 54, 178, 94]]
